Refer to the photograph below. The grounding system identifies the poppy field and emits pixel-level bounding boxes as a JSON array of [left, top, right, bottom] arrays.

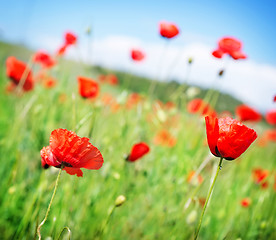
[[0, 24, 276, 240]]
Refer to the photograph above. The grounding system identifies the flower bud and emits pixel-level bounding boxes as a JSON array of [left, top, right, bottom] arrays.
[[115, 195, 126, 207]]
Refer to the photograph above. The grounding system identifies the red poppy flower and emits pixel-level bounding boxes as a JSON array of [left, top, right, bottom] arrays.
[[187, 171, 204, 185], [106, 74, 119, 85], [78, 76, 99, 99], [131, 49, 145, 61], [126, 142, 150, 162], [159, 21, 179, 39], [235, 104, 262, 122], [126, 93, 144, 109], [266, 109, 276, 125], [153, 129, 177, 147], [41, 128, 103, 177], [42, 76, 57, 89], [205, 116, 257, 160], [6, 56, 34, 91], [252, 168, 269, 184], [265, 129, 276, 142], [212, 37, 246, 60], [33, 51, 56, 68], [240, 198, 251, 208], [219, 37, 242, 53], [57, 44, 67, 56], [187, 98, 217, 118], [274, 95, 276, 102], [65, 32, 77, 45]]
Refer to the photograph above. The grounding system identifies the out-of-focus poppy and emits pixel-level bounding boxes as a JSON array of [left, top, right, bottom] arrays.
[[42, 76, 57, 89], [252, 168, 269, 185], [235, 104, 262, 122], [41, 128, 103, 177], [126, 93, 144, 109], [274, 95, 276, 102], [65, 32, 77, 45], [126, 142, 150, 162], [240, 198, 251, 208], [205, 116, 257, 160], [266, 109, 276, 125], [98, 74, 106, 83], [106, 74, 119, 85], [187, 98, 217, 118], [78, 76, 99, 99], [6, 56, 34, 91], [212, 37, 247, 60], [159, 21, 179, 39], [131, 49, 145, 61], [33, 51, 56, 68], [187, 171, 204, 185], [153, 129, 177, 147], [57, 44, 67, 56], [265, 129, 276, 142]]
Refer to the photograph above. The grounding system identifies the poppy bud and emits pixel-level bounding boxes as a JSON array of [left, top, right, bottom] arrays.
[[188, 57, 193, 64], [115, 195, 126, 207], [218, 69, 224, 77]]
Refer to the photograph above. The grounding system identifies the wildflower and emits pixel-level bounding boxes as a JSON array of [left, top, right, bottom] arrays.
[[187, 171, 204, 185], [41, 128, 103, 177], [212, 37, 247, 60], [159, 21, 179, 39], [153, 129, 176, 147], [187, 98, 217, 118], [65, 32, 77, 45], [205, 116, 257, 160], [6, 56, 34, 91], [241, 198, 251, 208], [33, 51, 55, 68], [131, 49, 145, 61], [252, 168, 269, 186], [78, 76, 99, 99], [266, 109, 276, 125], [126, 142, 150, 162], [235, 104, 262, 122]]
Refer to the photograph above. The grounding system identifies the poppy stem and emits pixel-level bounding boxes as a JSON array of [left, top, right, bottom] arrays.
[[98, 205, 116, 237], [194, 157, 223, 240], [37, 168, 62, 240]]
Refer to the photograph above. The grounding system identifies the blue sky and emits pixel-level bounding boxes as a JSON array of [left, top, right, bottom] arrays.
[[1, 0, 276, 65], [1, 0, 276, 112]]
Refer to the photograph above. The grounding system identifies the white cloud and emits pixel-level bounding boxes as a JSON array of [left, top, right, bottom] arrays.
[[30, 34, 276, 113]]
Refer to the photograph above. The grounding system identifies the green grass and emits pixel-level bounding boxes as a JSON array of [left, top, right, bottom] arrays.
[[0, 42, 275, 240]]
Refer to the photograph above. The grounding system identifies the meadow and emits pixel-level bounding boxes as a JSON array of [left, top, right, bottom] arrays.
[[0, 35, 275, 240]]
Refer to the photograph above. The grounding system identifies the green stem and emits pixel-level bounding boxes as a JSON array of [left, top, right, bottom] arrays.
[[194, 157, 223, 240], [57, 226, 71, 240], [97, 205, 116, 238], [37, 168, 62, 240]]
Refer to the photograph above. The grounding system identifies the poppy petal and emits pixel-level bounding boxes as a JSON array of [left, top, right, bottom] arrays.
[[205, 116, 220, 157], [63, 167, 83, 177]]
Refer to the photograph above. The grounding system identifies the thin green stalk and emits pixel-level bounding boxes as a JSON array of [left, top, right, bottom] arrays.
[[37, 168, 62, 240], [194, 157, 223, 240], [57, 226, 71, 240]]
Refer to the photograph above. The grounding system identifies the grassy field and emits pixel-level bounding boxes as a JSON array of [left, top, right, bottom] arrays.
[[0, 42, 275, 240]]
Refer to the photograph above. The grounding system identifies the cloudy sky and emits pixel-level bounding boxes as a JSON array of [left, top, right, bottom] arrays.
[[1, 0, 276, 113]]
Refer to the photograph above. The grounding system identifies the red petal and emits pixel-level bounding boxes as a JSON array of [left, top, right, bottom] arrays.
[[159, 22, 179, 39], [63, 167, 83, 177], [49, 128, 103, 169], [212, 49, 224, 58], [217, 117, 257, 160], [78, 76, 99, 98], [128, 142, 150, 162], [205, 116, 220, 157]]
